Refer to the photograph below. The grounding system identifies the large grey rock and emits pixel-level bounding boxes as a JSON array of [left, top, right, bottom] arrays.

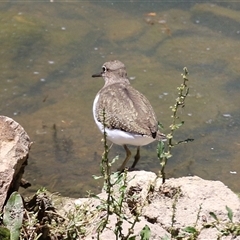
[[0, 116, 31, 210]]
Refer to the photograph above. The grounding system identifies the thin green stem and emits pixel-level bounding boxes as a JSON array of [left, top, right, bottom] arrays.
[[159, 67, 189, 184], [97, 108, 112, 237]]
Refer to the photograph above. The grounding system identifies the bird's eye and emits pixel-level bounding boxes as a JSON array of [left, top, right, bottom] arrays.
[[102, 66, 107, 72]]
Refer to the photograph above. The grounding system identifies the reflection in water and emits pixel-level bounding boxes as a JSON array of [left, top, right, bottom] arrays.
[[52, 124, 74, 163], [0, 2, 239, 197]]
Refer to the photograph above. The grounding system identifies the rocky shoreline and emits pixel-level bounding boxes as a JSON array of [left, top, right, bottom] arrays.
[[60, 171, 240, 239]]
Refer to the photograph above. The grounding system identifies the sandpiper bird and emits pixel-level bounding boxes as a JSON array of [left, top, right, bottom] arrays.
[[92, 60, 166, 171]]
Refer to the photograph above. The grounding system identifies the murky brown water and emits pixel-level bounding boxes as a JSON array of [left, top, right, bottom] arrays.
[[0, 2, 240, 197]]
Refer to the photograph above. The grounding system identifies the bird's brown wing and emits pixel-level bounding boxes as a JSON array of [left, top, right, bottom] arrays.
[[96, 82, 159, 137]]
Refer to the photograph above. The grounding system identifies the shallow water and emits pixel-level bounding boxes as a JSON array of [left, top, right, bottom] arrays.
[[0, 2, 240, 197]]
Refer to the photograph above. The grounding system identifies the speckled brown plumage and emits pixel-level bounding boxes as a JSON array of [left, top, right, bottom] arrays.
[[96, 81, 160, 139]]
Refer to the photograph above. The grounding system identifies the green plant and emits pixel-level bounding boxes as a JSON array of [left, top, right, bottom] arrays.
[[3, 192, 24, 240], [140, 225, 151, 240], [206, 206, 240, 239], [63, 200, 100, 239], [162, 201, 202, 240], [158, 67, 193, 183], [170, 187, 181, 237]]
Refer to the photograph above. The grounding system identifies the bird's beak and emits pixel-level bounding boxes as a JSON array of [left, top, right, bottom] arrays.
[[92, 72, 102, 78]]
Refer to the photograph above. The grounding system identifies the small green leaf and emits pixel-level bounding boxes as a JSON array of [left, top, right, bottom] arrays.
[[92, 175, 103, 180], [111, 155, 119, 164], [128, 236, 136, 240], [203, 223, 213, 228], [158, 121, 164, 130], [36, 187, 47, 194], [112, 171, 122, 179], [119, 185, 127, 192], [165, 153, 172, 159], [226, 206, 233, 222], [183, 226, 197, 233], [174, 122, 184, 129], [91, 194, 101, 200], [209, 211, 219, 222], [3, 192, 24, 240], [114, 173, 125, 185], [157, 141, 165, 159], [140, 225, 151, 240], [0, 226, 10, 240]]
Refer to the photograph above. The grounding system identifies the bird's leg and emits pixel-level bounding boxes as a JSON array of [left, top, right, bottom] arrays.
[[117, 144, 131, 172], [131, 146, 140, 169]]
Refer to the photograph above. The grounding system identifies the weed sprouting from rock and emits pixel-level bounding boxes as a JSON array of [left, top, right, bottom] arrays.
[[157, 67, 193, 183]]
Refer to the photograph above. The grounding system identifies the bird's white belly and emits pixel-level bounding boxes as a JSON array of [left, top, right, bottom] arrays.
[[93, 94, 156, 146], [107, 127, 156, 146]]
